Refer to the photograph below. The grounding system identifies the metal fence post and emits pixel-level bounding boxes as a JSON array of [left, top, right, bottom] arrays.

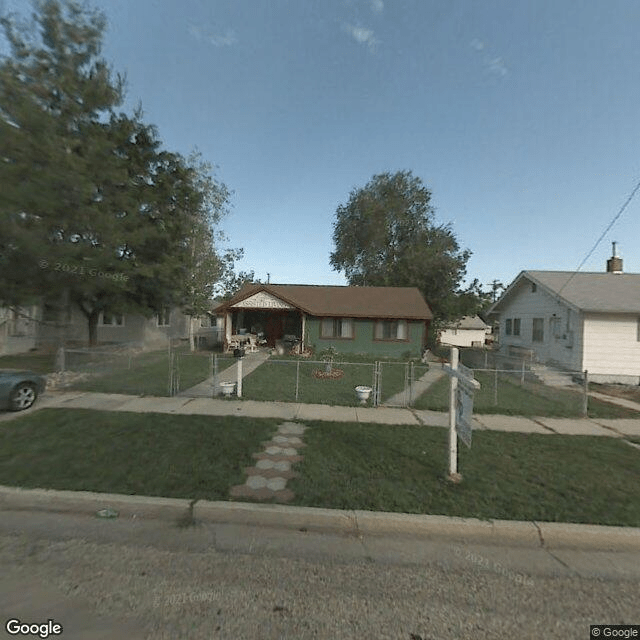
[[583, 370, 589, 417], [521, 359, 525, 385], [55, 345, 65, 373], [371, 362, 376, 407], [409, 361, 414, 406], [214, 353, 218, 398], [403, 362, 409, 407], [373, 361, 381, 407], [494, 367, 498, 406], [168, 344, 173, 396], [295, 360, 300, 402]]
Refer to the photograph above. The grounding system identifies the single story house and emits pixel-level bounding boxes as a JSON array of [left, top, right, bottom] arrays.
[[438, 315, 490, 348], [487, 248, 640, 384], [213, 283, 433, 358], [34, 303, 220, 351]]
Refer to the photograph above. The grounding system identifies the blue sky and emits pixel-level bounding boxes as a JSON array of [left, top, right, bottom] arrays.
[[6, 0, 640, 289]]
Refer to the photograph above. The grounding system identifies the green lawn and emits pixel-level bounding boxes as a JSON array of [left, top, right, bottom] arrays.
[[2, 409, 638, 526], [288, 421, 640, 526], [414, 370, 640, 418], [0, 352, 56, 374], [240, 356, 427, 406], [0, 409, 276, 500], [70, 349, 215, 396]]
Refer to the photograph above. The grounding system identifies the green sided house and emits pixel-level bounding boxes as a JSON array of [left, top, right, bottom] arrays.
[[214, 283, 433, 357]]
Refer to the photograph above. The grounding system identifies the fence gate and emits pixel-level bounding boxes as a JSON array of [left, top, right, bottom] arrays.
[[375, 361, 411, 407], [372, 361, 381, 407]]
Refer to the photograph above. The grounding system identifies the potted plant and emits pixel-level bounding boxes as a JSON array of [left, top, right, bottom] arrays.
[[355, 385, 372, 404]]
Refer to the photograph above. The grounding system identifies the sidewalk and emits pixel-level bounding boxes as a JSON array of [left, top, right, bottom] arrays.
[[24, 390, 640, 438]]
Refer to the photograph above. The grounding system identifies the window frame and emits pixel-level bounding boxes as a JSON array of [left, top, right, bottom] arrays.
[[319, 317, 354, 340], [513, 318, 521, 336], [156, 307, 171, 327], [505, 319, 512, 336], [532, 317, 544, 343], [373, 319, 409, 343], [100, 311, 125, 327]]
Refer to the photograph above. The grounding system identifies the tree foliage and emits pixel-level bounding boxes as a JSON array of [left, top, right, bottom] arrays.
[[330, 170, 475, 322], [0, 0, 231, 345]]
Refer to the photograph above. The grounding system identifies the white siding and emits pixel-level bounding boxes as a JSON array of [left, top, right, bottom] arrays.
[[583, 313, 640, 383], [495, 278, 582, 370], [439, 328, 486, 347]]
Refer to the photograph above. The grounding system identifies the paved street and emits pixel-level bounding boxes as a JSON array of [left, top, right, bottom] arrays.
[[1, 510, 638, 640]]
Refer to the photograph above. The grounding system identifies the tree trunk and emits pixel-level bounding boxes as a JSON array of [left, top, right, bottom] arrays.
[[88, 311, 99, 347]]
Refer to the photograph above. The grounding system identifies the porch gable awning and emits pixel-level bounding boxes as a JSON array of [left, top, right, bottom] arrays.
[[230, 291, 294, 310]]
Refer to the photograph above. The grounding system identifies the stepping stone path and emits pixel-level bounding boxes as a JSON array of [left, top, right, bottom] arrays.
[[230, 422, 307, 503]]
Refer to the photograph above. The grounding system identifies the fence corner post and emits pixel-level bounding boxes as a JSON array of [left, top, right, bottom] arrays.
[[583, 369, 589, 417], [55, 345, 65, 373]]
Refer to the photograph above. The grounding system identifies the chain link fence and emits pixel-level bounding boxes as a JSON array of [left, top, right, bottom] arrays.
[[416, 351, 590, 417], [220, 357, 432, 407]]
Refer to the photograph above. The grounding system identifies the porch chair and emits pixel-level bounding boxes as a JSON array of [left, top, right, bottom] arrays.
[[245, 335, 259, 353]]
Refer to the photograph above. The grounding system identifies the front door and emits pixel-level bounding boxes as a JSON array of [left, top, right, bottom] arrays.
[[265, 314, 284, 347]]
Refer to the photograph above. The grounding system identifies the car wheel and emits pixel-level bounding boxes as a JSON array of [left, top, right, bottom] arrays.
[[9, 383, 38, 411]]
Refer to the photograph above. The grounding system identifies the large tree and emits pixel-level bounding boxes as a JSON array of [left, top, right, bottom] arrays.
[[0, 1, 230, 345], [330, 170, 475, 323]]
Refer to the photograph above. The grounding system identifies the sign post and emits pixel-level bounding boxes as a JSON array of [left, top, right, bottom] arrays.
[[443, 347, 480, 483], [234, 347, 244, 398]]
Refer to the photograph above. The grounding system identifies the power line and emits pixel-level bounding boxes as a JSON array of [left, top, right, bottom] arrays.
[[557, 176, 640, 296]]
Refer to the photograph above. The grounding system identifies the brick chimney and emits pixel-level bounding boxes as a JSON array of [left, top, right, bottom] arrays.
[[606, 242, 623, 274]]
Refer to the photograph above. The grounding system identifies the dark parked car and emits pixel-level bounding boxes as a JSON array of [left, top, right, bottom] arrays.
[[0, 370, 47, 411]]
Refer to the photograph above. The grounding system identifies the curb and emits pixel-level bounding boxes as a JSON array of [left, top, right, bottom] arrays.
[[1, 485, 639, 551], [0, 486, 191, 521]]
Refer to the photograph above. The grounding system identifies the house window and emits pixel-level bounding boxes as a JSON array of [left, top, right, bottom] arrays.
[[320, 318, 354, 339], [532, 318, 544, 342], [42, 304, 60, 323], [513, 318, 521, 336], [505, 319, 512, 336], [531, 283, 537, 293], [156, 307, 171, 327], [374, 319, 408, 341], [100, 312, 124, 326], [8, 308, 26, 336], [550, 316, 561, 339]]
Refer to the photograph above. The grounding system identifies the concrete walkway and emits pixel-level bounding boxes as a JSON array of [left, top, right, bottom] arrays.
[[177, 350, 271, 397], [589, 390, 640, 412], [17, 389, 640, 439], [382, 365, 446, 407]]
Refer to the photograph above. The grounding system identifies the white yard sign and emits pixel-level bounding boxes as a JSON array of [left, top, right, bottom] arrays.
[[443, 348, 480, 482], [455, 362, 476, 448]]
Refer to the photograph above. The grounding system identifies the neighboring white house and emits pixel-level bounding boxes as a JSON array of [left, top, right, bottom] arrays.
[[487, 248, 640, 384], [438, 315, 489, 348]]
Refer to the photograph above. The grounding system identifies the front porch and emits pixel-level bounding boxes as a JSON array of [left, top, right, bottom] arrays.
[[224, 308, 305, 352]]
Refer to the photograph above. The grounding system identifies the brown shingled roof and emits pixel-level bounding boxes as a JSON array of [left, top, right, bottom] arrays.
[[215, 284, 433, 320]]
